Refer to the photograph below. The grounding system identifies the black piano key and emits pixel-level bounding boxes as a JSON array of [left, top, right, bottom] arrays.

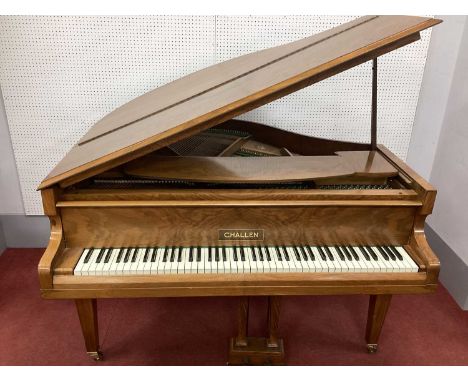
[[143, 247, 151, 262], [387, 246, 403, 261], [347, 246, 360, 261], [305, 246, 315, 261], [151, 248, 158, 262], [292, 246, 301, 261], [265, 247, 272, 262], [83, 248, 94, 263], [334, 246, 346, 261], [342, 246, 353, 261], [276, 247, 283, 261], [222, 247, 227, 262], [124, 248, 132, 263], [249, 247, 256, 261], [189, 247, 193, 262], [162, 247, 169, 262], [116, 248, 125, 263], [104, 248, 113, 263], [95, 248, 105, 263], [215, 247, 220, 262], [240, 247, 246, 261], [208, 248, 213, 262], [197, 247, 202, 262], [177, 247, 183, 262], [170, 248, 176, 262], [317, 246, 327, 261], [323, 246, 334, 261], [281, 246, 290, 261], [233, 247, 238, 261], [257, 247, 264, 261], [365, 246, 379, 261], [381, 246, 396, 261], [297, 246, 308, 261], [131, 248, 138, 262], [376, 246, 389, 260], [357, 246, 370, 261]]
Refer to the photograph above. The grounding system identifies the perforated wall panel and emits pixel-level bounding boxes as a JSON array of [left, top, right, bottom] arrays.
[[0, 16, 432, 214]]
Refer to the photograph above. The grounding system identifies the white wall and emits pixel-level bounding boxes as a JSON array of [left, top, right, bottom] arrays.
[[407, 16, 467, 179], [408, 15, 468, 308], [0, 87, 24, 214], [427, 20, 468, 265]]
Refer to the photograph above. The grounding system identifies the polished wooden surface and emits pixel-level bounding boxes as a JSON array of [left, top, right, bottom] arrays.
[[75, 299, 102, 360], [365, 294, 392, 353], [124, 151, 398, 183], [39, 16, 440, 190], [59, 205, 416, 248]]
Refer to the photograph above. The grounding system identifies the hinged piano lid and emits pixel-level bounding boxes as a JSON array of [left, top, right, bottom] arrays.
[[39, 15, 441, 190]]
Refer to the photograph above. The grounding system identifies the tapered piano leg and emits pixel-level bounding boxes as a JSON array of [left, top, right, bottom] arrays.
[[365, 294, 392, 353], [75, 299, 103, 361], [267, 296, 280, 348], [235, 296, 249, 347]]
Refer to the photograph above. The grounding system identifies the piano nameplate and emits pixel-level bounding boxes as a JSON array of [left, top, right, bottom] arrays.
[[219, 229, 264, 241]]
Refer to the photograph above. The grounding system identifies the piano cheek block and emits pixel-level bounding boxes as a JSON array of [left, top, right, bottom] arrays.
[[37, 15, 441, 363]]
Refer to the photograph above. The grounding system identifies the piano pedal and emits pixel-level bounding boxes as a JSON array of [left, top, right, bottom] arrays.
[[228, 337, 285, 366], [366, 344, 378, 354], [87, 351, 104, 361]]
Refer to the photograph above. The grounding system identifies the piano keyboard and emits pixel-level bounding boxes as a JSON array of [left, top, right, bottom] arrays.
[[73, 245, 419, 276]]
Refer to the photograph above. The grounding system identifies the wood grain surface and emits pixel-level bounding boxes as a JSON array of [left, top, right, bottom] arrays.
[[38, 16, 441, 190]]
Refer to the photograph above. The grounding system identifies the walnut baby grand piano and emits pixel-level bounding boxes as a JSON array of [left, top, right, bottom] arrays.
[[38, 15, 442, 365]]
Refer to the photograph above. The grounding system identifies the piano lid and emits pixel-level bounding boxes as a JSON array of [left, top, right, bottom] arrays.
[[39, 15, 441, 190]]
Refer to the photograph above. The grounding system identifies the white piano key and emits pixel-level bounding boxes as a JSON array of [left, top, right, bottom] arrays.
[[102, 248, 118, 275], [310, 247, 326, 272], [106, 248, 124, 276], [348, 247, 368, 272], [197, 248, 205, 274], [152, 248, 164, 274], [253, 247, 264, 273], [369, 247, 391, 272], [343, 246, 361, 272], [161, 247, 172, 274], [138, 248, 151, 274], [395, 247, 419, 273], [260, 246, 278, 273], [361, 249, 377, 272], [122, 248, 136, 274], [94, 248, 110, 275], [83, 249, 101, 275], [320, 247, 338, 272], [189, 247, 198, 274], [286, 247, 302, 272], [227, 248, 237, 274], [295, 247, 310, 272], [330, 247, 347, 272], [211, 247, 219, 274], [241, 247, 251, 273], [142, 248, 153, 274], [203, 247, 212, 274], [74, 248, 90, 275], [129, 248, 144, 274], [245, 247, 257, 273], [267, 247, 282, 272], [222, 247, 231, 274], [169, 247, 180, 274], [182, 248, 191, 274]]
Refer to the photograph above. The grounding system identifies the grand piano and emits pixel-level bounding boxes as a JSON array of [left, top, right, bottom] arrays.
[[38, 15, 442, 365]]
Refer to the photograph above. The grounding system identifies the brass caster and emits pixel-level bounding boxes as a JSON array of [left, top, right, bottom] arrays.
[[87, 351, 104, 361], [367, 344, 378, 354]]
